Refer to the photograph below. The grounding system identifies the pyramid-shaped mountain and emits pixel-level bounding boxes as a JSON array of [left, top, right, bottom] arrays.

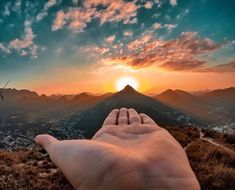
[[155, 89, 201, 106], [72, 85, 203, 137]]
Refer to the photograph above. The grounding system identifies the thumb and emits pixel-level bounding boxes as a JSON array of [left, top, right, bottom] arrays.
[[35, 134, 58, 153]]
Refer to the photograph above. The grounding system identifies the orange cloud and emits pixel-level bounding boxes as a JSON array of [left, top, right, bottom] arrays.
[[52, 11, 66, 31], [102, 32, 229, 72], [52, 7, 95, 31], [83, 46, 109, 55], [9, 27, 35, 49], [105, 35, 116, 44], [36, 0, 57, 21], [127, 34, 152, 51], [123, 30, 133, 37], [52, 0, 138, 31], [144, 1, 153, 9], [0, 21, 42, 59], [202, 62, 235, 72]]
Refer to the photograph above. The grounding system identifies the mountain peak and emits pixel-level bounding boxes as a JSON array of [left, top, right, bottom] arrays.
[[160, 89, 176, 96], [114, 85, 139, 97], [121, 85, 136, 92]]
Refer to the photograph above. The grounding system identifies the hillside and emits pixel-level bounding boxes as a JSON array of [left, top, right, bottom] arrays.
[[0, 126, 234, 190], [155, 88, 235, 133], [72, 85, 202, 137], [1, 86, 235, 150], [0, 86, 235, 189]]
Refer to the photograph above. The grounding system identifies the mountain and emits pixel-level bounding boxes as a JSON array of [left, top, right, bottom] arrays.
[[69, 92, 113, 111], [72, 85, 202, 138], [155, 88, 235, 132], [205, 87, 235, 97], [156, 89, 198, 101], [0, 88, 115, 131], [1, 86, 234, 190], [1, 86, 235, 138], [205, 87, 235, 106], [118, 84, 136, 94], [155, 89, 208, 118], [0, 88, 39, 102], [72, 93, 97, 104]]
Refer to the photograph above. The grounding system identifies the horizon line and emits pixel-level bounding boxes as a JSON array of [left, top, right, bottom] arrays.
[[1, 85, 234, 97]]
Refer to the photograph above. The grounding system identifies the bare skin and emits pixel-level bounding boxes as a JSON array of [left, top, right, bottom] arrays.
[[35, 108, 200, 190]]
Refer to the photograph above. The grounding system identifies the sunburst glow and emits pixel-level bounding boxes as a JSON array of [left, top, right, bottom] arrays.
[[115, 77, 139, 91]]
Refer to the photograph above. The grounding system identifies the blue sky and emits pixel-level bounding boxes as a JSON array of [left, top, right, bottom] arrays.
[[0, 0, 234, 94]]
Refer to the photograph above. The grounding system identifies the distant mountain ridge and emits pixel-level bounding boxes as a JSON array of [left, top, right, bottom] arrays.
[[155, 88, 235, 132], [71, 85, 203, 137], [1, 86, 234, 134], [205, 87, 235, 97], [1, 86, 234, 101], [1, 88, 39, 102]]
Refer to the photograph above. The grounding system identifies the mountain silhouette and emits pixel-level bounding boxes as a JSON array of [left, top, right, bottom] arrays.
[[72, 85, 202, 138], [118, 84, 137, 93], [1, 86, 234, 136], [2, 88, 39, 102], [205, 87, 235, 101], [155, 89, 211, 122], [155, 88, 235, 125], [72, 93, 97, 104], [157, 89, 196, 99], [155, 89, 201, 106]]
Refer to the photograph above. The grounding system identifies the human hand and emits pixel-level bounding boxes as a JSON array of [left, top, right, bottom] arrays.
[[35, 108, 200, 190]]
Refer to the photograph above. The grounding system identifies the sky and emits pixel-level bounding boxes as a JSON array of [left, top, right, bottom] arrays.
[[0, 0, 235, 95]]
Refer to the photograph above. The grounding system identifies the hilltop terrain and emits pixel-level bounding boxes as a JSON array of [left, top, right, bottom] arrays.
[[1, 86, 234, 149], [0, 126, 234, 190], [0, 86, 235, 189]]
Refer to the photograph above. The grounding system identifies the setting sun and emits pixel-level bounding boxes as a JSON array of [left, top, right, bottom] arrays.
[[115, 77, 139, 91]]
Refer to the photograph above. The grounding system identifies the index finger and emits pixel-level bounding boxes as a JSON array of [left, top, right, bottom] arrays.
[[35, 134, 58, 157], [102, 109, 119, 126]]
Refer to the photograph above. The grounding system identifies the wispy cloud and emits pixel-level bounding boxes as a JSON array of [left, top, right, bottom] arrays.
[[52, 8, 96, 31], [123, 30, 133, 37], [37, 0, 58, 21], [151, 22, 177, 32], [83, 46, 109, 55], [127, 33, 152, 51], [101, 31, 225, 72], [0, 44, 11, 54], [202, 62, 235, 72], [176, 8, 189, 20], [52, 0, 138, 32], [0, 21, 43, 59], [12, 0, 22, 13], [52, 10, 66, 31], [164, 24, 177, 32], [3, 2, 11, 16], [169, 0, 177, 6], [152, 22, 162, 30], [105, 35, 116, 44], [9, 21, 35, 50], [2, 0, 22, 17], [144, 1, 154, 9]]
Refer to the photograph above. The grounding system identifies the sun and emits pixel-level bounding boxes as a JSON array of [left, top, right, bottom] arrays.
[[115, 77, 139, 91]]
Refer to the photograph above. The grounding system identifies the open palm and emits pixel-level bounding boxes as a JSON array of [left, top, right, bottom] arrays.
[[35, 108, 200, 190]]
